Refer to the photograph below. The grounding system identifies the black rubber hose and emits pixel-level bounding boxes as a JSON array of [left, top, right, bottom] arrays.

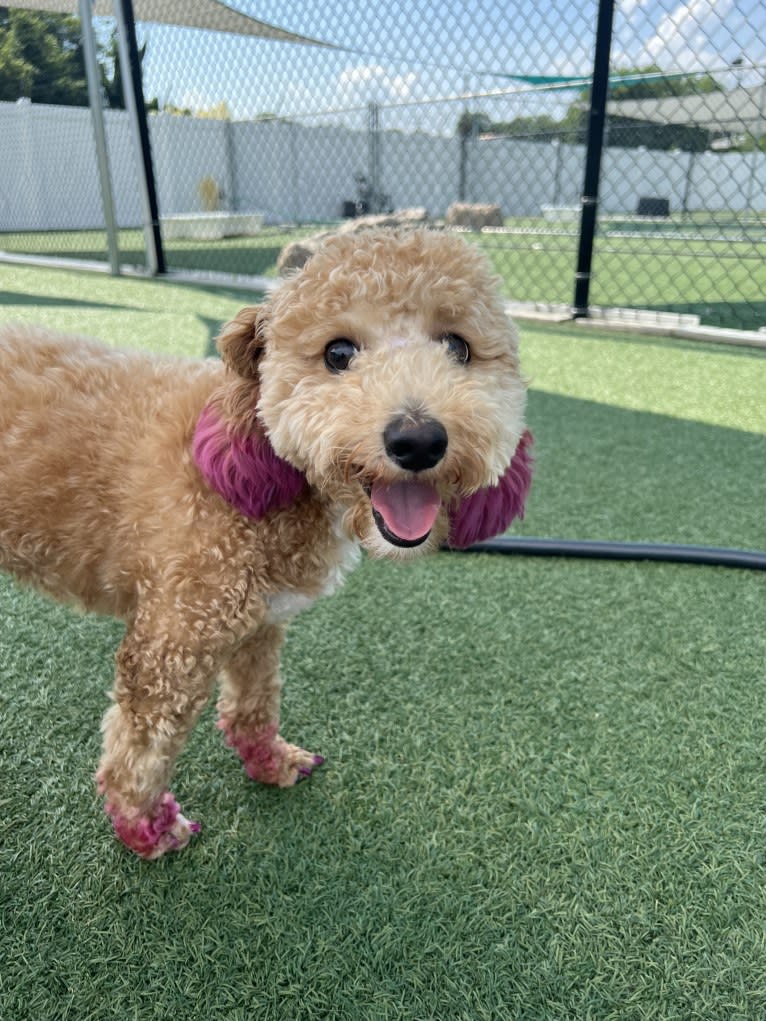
[[451, 537, 766, 572]]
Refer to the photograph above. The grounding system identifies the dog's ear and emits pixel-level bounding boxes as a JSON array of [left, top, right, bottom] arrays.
[[447, 430, 534, 549], [217, 305, 269, 379]]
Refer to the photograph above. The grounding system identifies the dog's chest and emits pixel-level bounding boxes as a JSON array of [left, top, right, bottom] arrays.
[[265, 590, 321, 623], [264, 518, 360, 625]]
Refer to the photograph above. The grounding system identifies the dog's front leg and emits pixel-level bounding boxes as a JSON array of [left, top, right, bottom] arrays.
[[217, 622, 324, 787], [96, 603, 236, 859]]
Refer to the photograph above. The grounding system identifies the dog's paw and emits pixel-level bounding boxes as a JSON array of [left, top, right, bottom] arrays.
[[103, 791, 201, 859], [218, 719, 324, 787]]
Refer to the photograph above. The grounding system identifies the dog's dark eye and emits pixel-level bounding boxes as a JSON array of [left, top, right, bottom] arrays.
[[324, 338, 358, 373], [439, 333, 471, 364]]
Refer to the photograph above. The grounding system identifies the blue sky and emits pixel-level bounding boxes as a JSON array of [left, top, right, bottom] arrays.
[[127, 0, 766, 130]]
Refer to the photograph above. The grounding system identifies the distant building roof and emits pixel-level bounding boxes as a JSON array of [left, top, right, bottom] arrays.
[[607, 85, 766, 133]]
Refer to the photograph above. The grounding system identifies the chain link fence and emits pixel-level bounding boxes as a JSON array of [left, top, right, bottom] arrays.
[[1, 1, 764, 332]]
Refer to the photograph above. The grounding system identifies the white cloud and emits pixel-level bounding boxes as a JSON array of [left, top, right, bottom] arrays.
[[643, 0, 733, 69], [337, 64, 419, 106], [619, 0, 649, 17]]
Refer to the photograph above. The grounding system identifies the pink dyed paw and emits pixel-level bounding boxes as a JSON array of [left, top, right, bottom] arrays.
[[218, 719, 324, 788], [103, 791, 201, 860]]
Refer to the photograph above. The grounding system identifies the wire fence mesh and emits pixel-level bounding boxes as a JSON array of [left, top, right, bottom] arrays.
[[1, 1, 764, 332]]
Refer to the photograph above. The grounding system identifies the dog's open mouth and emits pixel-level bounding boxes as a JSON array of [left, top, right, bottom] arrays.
[[369, 479, 441, 548]]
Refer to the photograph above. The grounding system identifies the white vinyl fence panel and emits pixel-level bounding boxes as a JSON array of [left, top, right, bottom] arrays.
[[1, 99, 764, 232]]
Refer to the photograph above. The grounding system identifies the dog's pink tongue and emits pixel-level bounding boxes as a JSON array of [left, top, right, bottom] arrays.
[[371, 480, 441, 541]]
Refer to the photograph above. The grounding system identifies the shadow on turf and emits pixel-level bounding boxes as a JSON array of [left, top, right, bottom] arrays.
[[0, 291, 136, 313], [3, 240, 284, 278], [523, 320, 766, 361], [165, 244, 282, 276], [522, 389, 766, 551]]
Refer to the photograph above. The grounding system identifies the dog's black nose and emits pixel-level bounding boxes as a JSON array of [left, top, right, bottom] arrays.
[[383, 415, 448, 472]]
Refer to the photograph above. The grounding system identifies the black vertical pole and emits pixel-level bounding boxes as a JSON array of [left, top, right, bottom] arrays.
[[573, 0, 615, 317], [114, 0, 165, 274]]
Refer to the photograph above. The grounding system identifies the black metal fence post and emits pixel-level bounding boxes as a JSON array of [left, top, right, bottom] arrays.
[[573, 0, 615, 317], [113, 0, 166, 275]]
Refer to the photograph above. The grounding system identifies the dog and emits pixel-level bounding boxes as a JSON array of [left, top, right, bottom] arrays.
[[0, 229, 532, 858]]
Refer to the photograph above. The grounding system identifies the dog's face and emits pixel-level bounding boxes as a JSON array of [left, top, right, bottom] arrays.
[[216, 230, 529, 557]]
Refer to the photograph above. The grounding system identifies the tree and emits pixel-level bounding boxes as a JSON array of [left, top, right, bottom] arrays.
[[456, 110, 492, 139], [0, 7, 87, 105], [736, 131, 766, 153], [0, 7, 156, 109], [196, 100, 231, 120], [98, 30, 157, 112], [99, 31, 127, 109]]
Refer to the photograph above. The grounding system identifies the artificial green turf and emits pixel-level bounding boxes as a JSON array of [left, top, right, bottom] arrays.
[[4, 219, 766, 330], [1, 263, 766, 1020], [0, 226, 307, 279], [0, 260, 247, 357]]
